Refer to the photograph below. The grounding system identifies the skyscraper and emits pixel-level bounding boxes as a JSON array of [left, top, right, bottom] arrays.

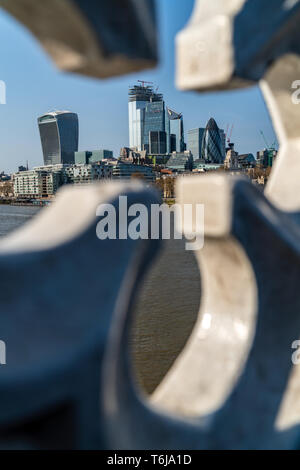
[[128, 84, 184, 154], [38, 111, 79, 165], [219, 129, 226, 160], [201, 118, 224, 163], [143, 100, 165, 152], [166, 108, 185, 153], [187, 128, 205, 160], [128, 85, 163, 151], [149, 131, 167, 154]]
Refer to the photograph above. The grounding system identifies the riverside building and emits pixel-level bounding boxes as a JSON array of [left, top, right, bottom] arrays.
[[13, 162, 112, 199], [14, 169, 62, 199]]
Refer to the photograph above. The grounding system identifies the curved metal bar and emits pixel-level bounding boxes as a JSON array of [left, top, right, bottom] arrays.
[[0, 0, 158, 78]]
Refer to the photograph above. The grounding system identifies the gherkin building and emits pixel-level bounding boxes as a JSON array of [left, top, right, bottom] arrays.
[[201, 118, 223, 163]]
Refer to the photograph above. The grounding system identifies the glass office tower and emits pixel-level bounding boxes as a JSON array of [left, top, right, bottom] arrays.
[[128, 85, 163, 151], [166, 150, 193, 172], [143, 100, 165, 152], [38, 111, 79, 165], [201, 118, 224, 163], [149, 131, 167, 154], [166, 107, 185, 153], [128, 84, 185, 153], [187, 128, 205, 160], [219, 129, 226, 160], [170, 134, 177, 152]]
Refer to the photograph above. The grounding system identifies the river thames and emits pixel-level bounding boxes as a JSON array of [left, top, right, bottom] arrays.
[[0, 204, 200, 394]]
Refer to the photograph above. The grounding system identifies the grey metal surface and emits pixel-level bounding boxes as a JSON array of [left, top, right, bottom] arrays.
[[0, 0, 299, 449], [0, 0, 158, 78]]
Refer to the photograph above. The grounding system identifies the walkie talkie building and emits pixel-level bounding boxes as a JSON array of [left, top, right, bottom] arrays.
[[38, 111, 79, 165]]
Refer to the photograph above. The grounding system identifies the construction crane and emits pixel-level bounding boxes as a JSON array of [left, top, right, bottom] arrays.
[[260, 130, 277, 150], [225, 124, 229, 141], [227, 124, 234, 144], [259, 130, 278, 167], [260, 130, 270, 149], [137, 80, 153, 88], [269, 139, 278, 150]]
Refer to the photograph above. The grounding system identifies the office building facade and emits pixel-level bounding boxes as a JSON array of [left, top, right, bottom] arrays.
[[75, 149, 113, 165], [112, 161, 155, 181], [166, 150, 193, 173], [14, 162, 112, 199], [149, 131, 167, 154], [166, 108, 185, 153], [128, 84, 184, 154], [238, 153, 256, 168], [220, 129, 226, 160], [129, 85, 163, 151], [187, 128, 205, 160], [224, 143, 239, 170], [143, 100, 165, 152], [14, 169, 62, 198], [38, 111, 79, 166], [201, 118, 224, 163], [257, 149, 277, 167]]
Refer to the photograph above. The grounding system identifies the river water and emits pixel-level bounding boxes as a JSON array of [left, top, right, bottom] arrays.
[[0, 205, 40, 236], [0, 204, 200, 394]]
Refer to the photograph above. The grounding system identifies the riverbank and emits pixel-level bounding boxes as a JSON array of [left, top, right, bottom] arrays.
[[0, 199, 51, 206], [2, 197, 174, 207]]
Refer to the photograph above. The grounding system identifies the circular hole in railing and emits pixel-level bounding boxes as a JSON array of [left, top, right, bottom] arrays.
[[130, 234, 200, 396]]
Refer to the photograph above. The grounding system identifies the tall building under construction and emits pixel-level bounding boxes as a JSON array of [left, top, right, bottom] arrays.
[[128, 83, 184, 154]]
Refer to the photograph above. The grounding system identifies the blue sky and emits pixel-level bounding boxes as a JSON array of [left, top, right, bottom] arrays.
[[0, 0, 276, 173]]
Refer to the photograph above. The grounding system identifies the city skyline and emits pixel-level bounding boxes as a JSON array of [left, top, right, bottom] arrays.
[[128, 83, 185, 155], [0, 0, 277, 173]]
